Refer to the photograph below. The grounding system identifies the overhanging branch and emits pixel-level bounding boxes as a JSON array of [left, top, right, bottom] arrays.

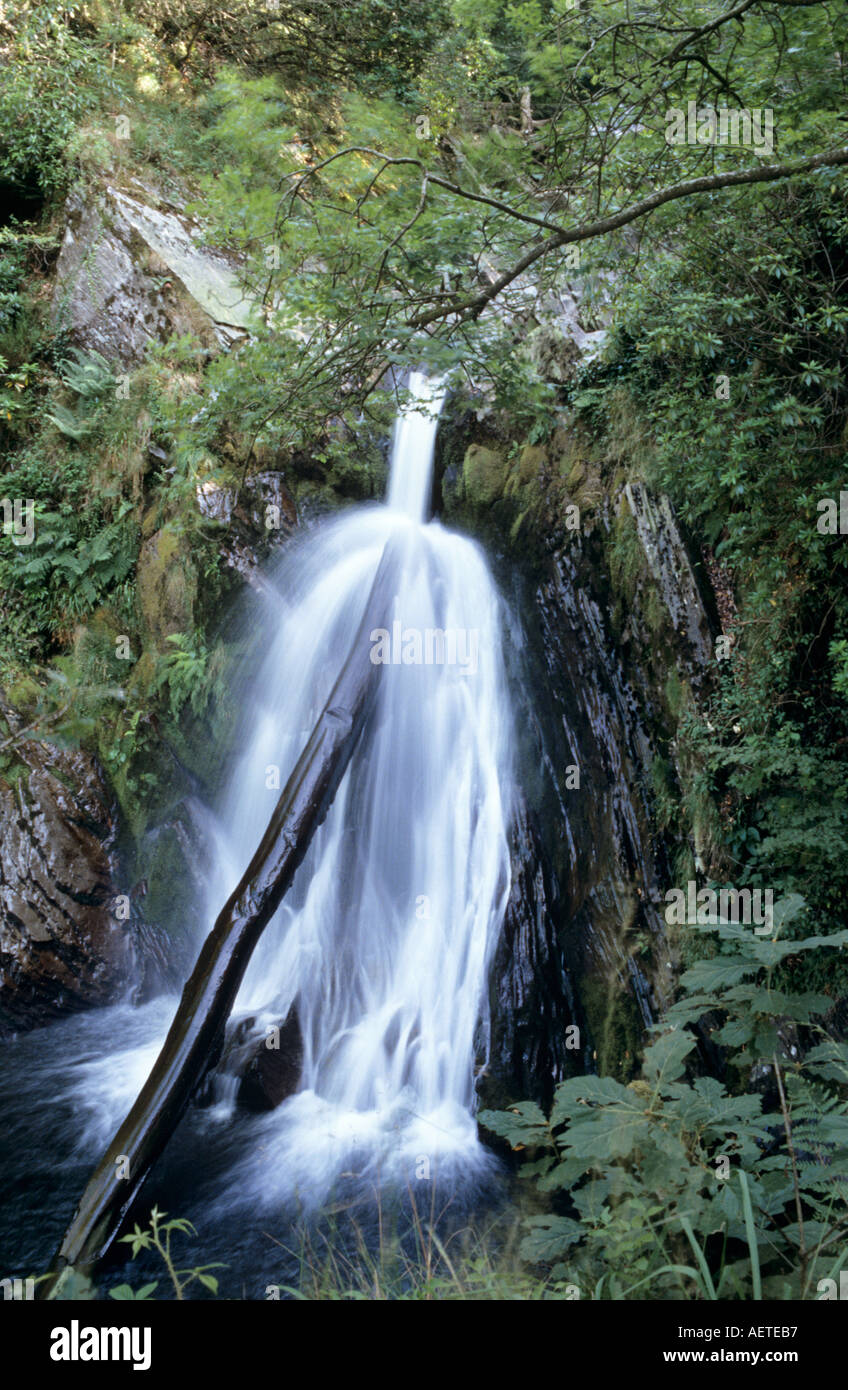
[[405, 143, 848, 329]]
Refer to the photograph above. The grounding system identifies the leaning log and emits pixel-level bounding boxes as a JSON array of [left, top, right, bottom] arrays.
[[43, 537, 400, 1296]]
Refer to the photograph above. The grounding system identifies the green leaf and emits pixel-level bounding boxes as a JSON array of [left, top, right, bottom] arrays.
[[477, 1102, 552, 1150], [714, 1017, 755, 1047], [562, 1110, 654, 1162], [738, 1171, 762, 1300], [680, 958, 759, 992], [549, 1074, 633, 1126], [751, 930, 848, 968], [109, 1281, 158, 1300], [643, 1028, 696, 1085], [518, 1215, 583, 1264]]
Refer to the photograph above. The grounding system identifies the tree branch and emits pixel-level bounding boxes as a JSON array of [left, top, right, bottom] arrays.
[[283, 147, 562, 231], [407, 144, 848, 330]]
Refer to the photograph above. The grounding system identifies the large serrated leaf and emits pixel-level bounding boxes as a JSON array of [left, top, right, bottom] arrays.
[[562, 1111, 654, 1161], [518, 1215, 583, 1263], [477, 1102, 552, 1149], [550, 1074, 633, 1125], [680, 957, 759, 992], [715, 1017, 755, 1046], [751, 930, 848, 968], [643, 1028, 696, 1084]]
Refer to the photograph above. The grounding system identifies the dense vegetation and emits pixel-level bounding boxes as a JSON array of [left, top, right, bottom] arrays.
[[2, 0, 848, 1299]]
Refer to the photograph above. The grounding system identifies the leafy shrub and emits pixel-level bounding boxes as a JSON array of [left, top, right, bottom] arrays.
[[481, 896, 848, 1300], [10, 500, 138, 616], [0, 2, 117, 193], [46, 347, 117, 438]]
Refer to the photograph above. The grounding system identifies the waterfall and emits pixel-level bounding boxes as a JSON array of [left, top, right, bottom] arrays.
[[202, 372, 514, 1206], [0, 374, 514, 1265], [385, 371, 444, 520]]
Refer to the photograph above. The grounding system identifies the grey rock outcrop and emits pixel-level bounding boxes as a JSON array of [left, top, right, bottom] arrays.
[[52, 181, 257, 366], [0, 737, 130, 1034]]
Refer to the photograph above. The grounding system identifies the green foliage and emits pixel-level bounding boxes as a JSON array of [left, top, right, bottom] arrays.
[[0, 354, 41, 430], [0, 227, 48, 335], [132, 0, 449, 94], [9, 500, 138, 616], [829, 639, 848, 703], [678, 709, 848, 957], [166, 0, 844, 479], [599, 181, 848, 589], [111, 1207, 225, 1301], [55, 346, 116, 400], [45, 347, 118, 438], [563, 167, 848, 974], [0, 1, 118, 193], [481, 896, 848, 1299], [279, 1201, 575, 1301], [155, 630, 225, 720]]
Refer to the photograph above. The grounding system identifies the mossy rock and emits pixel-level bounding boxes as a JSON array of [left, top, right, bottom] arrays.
[[566, 458, 587, 491], [69, 608, 132, 686], [571, 465, 607, 514], [125, 648, 158, 706], [581, 972, 644, 1082], [663, 667, 687, 720], [3, 674, 42, 714], [607, 499, 643, 598], [517, 443, 546, 484], [137, 523, 197, 649], [0, 757, 29, 788], [643, 584, 668, 638], [462, 443, 508, 508], [137, 813, 206, 959], [141, 505, 161, 540]]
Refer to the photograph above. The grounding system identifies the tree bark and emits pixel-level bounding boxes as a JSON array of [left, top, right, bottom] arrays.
[[42, 536, 400, 1296]]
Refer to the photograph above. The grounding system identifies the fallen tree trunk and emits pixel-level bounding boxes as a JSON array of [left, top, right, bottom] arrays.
[[43, 537, 400, 1296]]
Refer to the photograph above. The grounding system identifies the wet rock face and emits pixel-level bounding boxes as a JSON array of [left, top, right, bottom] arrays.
[[197, 1008, 303, 1111], [439, 383, 719, 1102], [480, 495, 717, 1099], [196, 471, 298, 587], [133, 798, 223, 982], [53, 181, 255, 366], [236, 1007, 302, 1111], [480, 795, 583, 1111], [506, 540, 673, 1055], [623, 482, 716, 692], [0, 739, 130, 1034]]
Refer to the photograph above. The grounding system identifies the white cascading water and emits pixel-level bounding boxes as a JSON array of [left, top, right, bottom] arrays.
[[23, 374, 512, 1227], [201, 372, 514, 1206]]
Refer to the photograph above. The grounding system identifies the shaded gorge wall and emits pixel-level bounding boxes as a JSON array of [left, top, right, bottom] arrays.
[[434, 391, 722, 1108]]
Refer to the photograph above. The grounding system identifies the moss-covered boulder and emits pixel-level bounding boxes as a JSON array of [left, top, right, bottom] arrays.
[[462, 443, 508, 508]]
